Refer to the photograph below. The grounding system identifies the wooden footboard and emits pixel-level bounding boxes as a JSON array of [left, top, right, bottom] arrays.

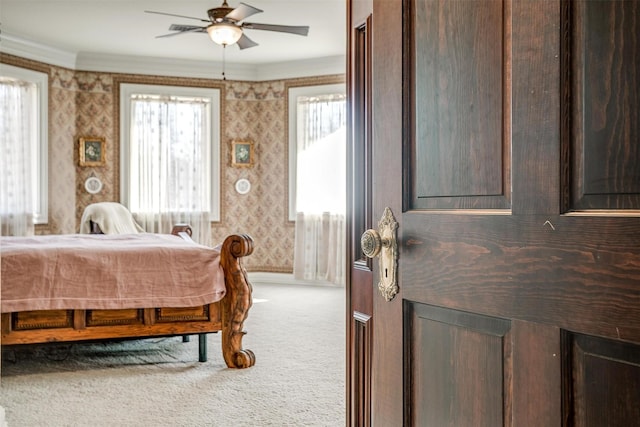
[[220, 234, 256, 369], [1, 231, 256, 369]]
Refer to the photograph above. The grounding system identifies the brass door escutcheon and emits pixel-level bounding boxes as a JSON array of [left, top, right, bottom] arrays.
[[361, 207, 398, 301]]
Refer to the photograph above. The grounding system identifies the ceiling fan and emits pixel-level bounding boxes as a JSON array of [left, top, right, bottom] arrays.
[[146, 1, 310, 50]]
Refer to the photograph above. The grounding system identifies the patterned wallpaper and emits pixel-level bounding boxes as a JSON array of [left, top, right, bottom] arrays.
[[1, 53, 344, 272]]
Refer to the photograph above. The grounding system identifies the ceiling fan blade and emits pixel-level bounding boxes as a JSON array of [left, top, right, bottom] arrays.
[[145, 10, 210, 23], [226, 3, 263, 22], [156, 24, 207, 38], [236, 33, 259, 50], [156, 32, 185, 39], [169, 24, 207, 32], [242, 22, 309, 36]]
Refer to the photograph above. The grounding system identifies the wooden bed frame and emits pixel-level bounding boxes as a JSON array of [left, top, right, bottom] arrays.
[[1, 226, 256, 369]]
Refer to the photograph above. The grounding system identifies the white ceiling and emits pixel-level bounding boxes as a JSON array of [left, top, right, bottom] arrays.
[[1, 0, 346, 72]]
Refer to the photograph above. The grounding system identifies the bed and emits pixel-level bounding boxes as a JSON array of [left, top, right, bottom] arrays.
[[0, 225, 256, 369]]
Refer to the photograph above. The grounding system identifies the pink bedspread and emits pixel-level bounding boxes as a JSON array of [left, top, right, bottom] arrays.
[[1, 233, 226, 313]]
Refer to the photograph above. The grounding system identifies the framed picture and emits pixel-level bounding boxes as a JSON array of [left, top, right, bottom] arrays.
[[231, 139, 255, 168], [79, 136, 106, 167]]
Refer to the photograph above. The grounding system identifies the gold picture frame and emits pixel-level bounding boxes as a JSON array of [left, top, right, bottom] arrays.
[[79, 136, 106, 167], [231, 139, 254, 168]]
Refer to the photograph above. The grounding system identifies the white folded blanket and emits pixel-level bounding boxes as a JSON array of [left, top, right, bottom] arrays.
[[79, 202, 144, 234]]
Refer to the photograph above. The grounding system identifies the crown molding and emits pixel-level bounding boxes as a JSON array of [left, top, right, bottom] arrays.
[[0, 34, 77, 69], [76, 52, 345, 81], [75, 51, 258, 80], [1, 33, 345, 81], [255, 55, 346, 81]]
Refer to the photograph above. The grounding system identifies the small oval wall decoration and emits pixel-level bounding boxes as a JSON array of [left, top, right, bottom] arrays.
[[84, 176, 103, 194], [235, 178, 251, 195]]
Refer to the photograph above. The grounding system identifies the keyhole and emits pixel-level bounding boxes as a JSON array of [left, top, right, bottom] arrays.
[[385, 268, 388, 278]]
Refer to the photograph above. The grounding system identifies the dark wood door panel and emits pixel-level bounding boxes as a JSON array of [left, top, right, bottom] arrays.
[[566, 332, 640, 427], [353, 312, 372, 426], [568, 0, 640, 210], [406, 302, 511, 426], [407, 0, 510, 210]]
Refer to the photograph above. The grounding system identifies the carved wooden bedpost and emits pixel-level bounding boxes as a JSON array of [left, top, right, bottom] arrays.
[[219, 234, 256, 368]]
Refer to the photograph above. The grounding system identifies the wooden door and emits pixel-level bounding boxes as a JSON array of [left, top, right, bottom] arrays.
[[363, 0, 640, 425]]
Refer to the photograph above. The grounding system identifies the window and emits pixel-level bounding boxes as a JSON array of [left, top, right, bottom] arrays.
[[0, 64, 48, 233], [288, 83, 347, 285], [120, 84, 220, 245], [288, 83, 346, 220]]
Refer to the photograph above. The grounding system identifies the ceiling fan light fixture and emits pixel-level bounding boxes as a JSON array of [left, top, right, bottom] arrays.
[[207, 22, 242, 46]]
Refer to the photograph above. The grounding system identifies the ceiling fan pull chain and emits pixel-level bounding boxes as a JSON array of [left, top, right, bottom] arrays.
[[222, 45, 227, 80]]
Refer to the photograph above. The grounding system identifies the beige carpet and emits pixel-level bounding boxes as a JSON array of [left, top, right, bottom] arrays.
[[0, 283, 346, 427]]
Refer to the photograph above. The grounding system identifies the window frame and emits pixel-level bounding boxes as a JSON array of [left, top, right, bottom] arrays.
[[119, 83, 221, 221], [0, 64, 49, 225], [287, 83, 346, 221]]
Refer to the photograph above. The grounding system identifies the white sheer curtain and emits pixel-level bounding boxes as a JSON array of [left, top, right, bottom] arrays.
[[293, 94, 346, 285], [128, 94, 211, 246], [0, 78, 35, 236]]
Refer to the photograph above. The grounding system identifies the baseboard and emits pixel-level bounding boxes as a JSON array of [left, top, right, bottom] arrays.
[[247, 272, 296, 285], [247, 272, 342, 287]]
